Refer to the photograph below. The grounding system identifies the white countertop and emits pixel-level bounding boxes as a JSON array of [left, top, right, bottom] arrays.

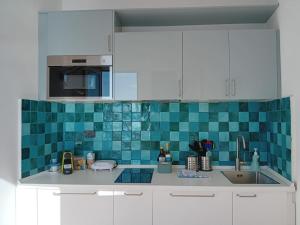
[[19, 166, 295, 192]]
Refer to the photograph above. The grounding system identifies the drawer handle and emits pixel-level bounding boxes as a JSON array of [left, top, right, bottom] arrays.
[[53, 192, 97, 196], [237, 194, 257, 198], [124, 192, 143, 196], [170, 193, 215, 198]]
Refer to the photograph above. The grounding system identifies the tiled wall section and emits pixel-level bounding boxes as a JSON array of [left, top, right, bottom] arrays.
[[21, 100, 64, 178], [63, 101, 269, 166], [21, 98, 292, 180], [266, 97, 292, 180]]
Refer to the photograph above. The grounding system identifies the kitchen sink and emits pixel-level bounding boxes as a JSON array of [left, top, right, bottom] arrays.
[[222, 171, 279, 184]]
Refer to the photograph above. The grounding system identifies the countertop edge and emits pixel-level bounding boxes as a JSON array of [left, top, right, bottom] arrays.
[[18, 166, 296, 192]]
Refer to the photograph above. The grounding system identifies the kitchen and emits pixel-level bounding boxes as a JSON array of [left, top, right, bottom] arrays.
[[0, 1, 299, 225]]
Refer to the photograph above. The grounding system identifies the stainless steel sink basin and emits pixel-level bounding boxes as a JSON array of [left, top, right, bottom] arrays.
[[222, 171, 279, 184]]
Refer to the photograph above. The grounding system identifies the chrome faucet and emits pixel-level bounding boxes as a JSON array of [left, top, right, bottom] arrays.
[[235, 135, 246, 171]]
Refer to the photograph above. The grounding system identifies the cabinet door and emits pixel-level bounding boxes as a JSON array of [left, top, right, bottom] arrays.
[[37, 189, 61, 225], [153, 190, 232, 225], [183, 30, 230, 100], [229, 30, 278, 99], [16, 187, 38, 225], [114, 72, 138, 100], [38, 188, 113, 225], [114, 190, 152, 225], [233, 192, 287, 225], [114, 32, 182, 100], [47, 10, 113, 55]]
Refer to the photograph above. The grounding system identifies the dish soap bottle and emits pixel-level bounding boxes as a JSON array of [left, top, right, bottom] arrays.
[[251, 148, 260, 171]]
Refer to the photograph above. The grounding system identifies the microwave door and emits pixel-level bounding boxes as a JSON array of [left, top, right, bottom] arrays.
[[101, 71, 110, 97], [47, 55, 113, 99], [65, 74, 89, 96], [86, 74, 100, 96], [49, 67, 86, 97], [48, 66, 110, 98]]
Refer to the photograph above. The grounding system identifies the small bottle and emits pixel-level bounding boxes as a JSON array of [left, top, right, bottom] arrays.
[[157, 147, 166, 163], [49, 159, 59, 172], [62, 152, 73, 175], [251, 148, 260, 171], [165, 143, 172, 162]]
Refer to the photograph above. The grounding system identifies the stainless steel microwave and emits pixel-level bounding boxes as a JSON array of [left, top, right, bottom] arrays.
[[47, 55, 112, 100]]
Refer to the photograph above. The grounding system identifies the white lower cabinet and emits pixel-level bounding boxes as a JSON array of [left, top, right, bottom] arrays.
[[114, 189, 152, 225], [233, 192, 288, 225], [153, 190, 232, 225], [38, 189, 61, 225], [16, 187, 38, 225], [37, 188, 113, 225], [35, 187, 294, 225]]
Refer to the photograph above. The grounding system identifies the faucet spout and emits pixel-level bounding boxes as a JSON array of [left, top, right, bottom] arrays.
[[235, 135, 246, 171]]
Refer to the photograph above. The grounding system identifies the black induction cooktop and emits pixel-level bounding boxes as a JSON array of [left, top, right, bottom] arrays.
[[114, 168, 154, 183]]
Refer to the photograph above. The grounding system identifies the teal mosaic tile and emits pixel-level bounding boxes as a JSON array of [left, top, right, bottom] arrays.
[[21, 98, 292, 180], [266, 97, 292, 180], [219, 151, 229, 162], [65, 103, 75, 113], [122, 131, 131, 141], [21, 100, 64, 178], [209, 122, 219, 132], [199, 103, 209, 112], [169, 103, 180, 112]]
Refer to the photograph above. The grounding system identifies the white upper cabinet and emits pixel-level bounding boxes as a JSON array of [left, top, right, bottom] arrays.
[[114, 72, 138, 100], [182, 29, 279, 100], [114, 31, 182, 100], [229, 29, 279, 99], [183, 30, 230, 100], [39, 8, 279, 101], [47, 10, 113, 55]]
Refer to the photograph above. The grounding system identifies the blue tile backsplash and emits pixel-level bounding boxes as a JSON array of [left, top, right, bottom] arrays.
[[266, 98, 292, 180], [21, 98, 292, 180], [21, 100, 64, 178]]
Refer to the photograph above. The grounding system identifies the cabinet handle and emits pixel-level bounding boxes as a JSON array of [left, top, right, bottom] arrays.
[[231, 79, 236, 96], [124, 192, 143, 196], [178, 79, 182, 98], [108, 34, 112, 52], [53, 192, 97, 196], [236, 194, 257, 198], [170, 193, 215, 198], [225, 79, 230, 96]]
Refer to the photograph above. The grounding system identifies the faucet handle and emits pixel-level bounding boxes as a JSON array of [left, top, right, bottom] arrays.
[[236, 161, 248, 171], [240, 161, 247, 166]]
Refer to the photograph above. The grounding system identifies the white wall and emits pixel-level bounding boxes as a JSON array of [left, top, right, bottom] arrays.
[[62, 0, 277, 10], [267, 1, 300, 224], [0, 1, 61, 225]]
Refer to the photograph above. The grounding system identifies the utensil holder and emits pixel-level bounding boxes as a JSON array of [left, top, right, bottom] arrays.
[[185, 156, 199, 171], [200, 156, 212, 171]]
